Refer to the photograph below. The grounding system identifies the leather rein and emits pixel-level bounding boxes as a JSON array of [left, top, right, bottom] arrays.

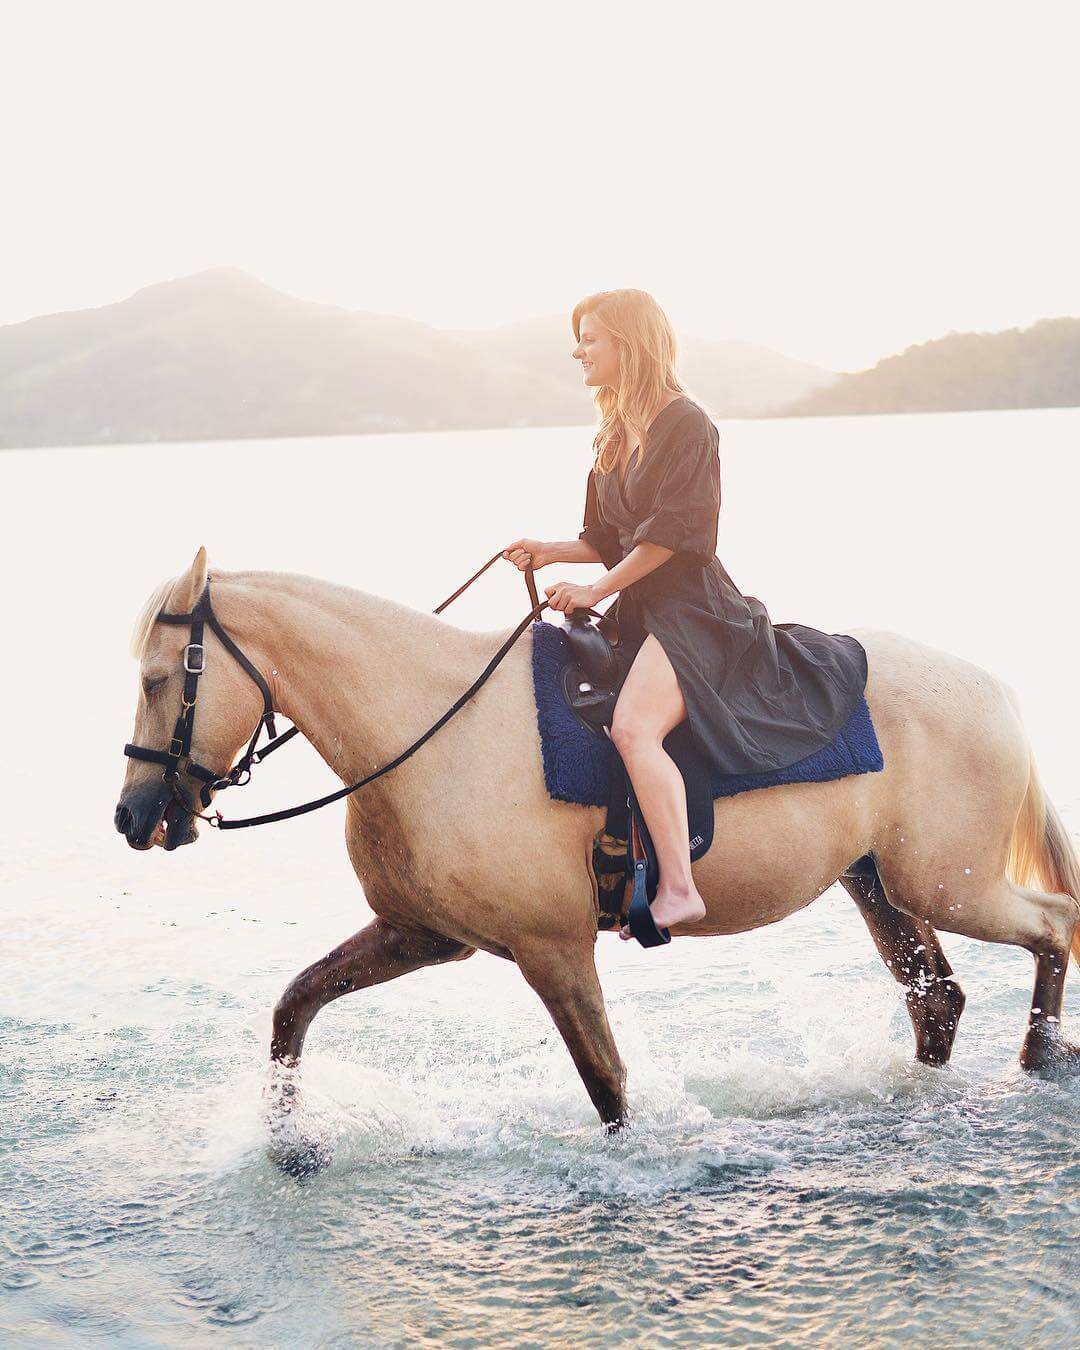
[[123, 554, 603, 832]]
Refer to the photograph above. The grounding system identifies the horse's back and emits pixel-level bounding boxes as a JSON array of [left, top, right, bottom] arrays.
[[852, 626, 1029, 772], [847, 626, 1033, 896], [687, 626, 1033, 935]]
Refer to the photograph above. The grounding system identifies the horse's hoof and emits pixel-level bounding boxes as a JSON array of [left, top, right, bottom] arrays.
[[268, 1134, 334, 1179], [262, 1064, 307, 1135], [910, 977, 966, 1065], [1020, 1021, 1080, 1075]]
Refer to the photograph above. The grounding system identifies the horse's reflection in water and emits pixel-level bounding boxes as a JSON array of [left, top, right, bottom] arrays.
[[116, 549, 1080, 1175]]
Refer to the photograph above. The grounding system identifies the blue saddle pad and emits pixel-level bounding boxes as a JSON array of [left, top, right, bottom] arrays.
[[530, 620, 884, 807]]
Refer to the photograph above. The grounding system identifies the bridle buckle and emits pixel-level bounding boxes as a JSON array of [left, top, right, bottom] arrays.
[[183, 643, 206, 674]]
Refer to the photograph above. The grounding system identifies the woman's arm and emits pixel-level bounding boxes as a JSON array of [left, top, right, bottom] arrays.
[[547, 428, 718, 614], [502, 537, 600, 569], [545, 538, 605, 564], [590, 541, 673, 602], [543, 455, 681, 611], [544, 540, 674, 613]]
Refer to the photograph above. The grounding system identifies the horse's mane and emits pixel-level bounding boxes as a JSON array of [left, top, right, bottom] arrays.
[[129, 576, 177, 660], [128, 565, 470, 664]]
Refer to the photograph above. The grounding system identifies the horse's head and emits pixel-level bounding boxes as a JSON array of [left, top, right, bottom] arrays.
[[115, 548, 269, 851]]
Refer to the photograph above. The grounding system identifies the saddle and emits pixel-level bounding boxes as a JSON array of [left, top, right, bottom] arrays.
[[561, 611, 716, 944]]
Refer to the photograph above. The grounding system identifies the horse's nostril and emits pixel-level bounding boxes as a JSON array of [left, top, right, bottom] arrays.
[[114, 804, 133, 837]]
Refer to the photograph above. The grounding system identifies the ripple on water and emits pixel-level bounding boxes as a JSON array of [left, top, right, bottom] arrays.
[[5, 894, 1080, 1344]]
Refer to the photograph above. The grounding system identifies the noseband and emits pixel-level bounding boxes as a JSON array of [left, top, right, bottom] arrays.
[[123, 581, 298, 815]]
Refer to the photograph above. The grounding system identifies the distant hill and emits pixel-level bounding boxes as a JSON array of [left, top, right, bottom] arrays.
[[780, 316, 1080, 418], [0, 268, 835, 450]]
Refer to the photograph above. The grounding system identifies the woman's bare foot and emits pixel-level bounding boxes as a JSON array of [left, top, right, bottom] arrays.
[[619, 886, 706, 940]]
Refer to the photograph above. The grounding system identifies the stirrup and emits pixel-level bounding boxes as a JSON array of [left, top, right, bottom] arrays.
[[625, 806, 670, 947], [626, 857, 671, 946]]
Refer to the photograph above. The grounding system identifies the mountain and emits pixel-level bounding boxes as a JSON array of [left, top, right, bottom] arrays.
[[0, 268, 834, 449], [779, 316, 1080, 418]]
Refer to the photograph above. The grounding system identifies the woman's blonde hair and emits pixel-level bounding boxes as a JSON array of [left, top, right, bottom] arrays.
[[571, 288, 689, 475]]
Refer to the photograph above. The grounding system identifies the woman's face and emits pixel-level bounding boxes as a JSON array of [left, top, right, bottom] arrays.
[[572, 312, 621, 390]]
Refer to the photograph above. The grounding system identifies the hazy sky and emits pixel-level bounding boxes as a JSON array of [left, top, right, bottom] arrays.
[[3, 1, 1076, 371]]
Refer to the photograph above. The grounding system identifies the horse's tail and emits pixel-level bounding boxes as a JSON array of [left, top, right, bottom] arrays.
[[1006, 750, 1080, 969]]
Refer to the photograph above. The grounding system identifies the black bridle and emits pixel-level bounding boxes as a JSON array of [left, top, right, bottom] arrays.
[[124, 554, 602, 832], [123, 582, 300, 811]]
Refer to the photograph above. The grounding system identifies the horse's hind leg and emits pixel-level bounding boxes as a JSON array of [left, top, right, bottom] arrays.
[[514, 941, 627, 1128], [840, 861, 965, 1065], [1015, 886, 1080, 1072], [939, 877, 1079, 1072], [876, 856, 1079, 1073]]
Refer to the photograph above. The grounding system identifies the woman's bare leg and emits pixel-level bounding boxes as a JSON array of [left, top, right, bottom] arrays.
[[609, 633, 707, 938]]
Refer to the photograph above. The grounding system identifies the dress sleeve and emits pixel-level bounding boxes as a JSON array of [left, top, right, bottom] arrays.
[[578, 468, 622, 568], [629, 433, 720, 560]]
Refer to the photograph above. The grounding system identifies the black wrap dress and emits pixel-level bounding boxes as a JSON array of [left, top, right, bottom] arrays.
[[578, 395, 869, 777]]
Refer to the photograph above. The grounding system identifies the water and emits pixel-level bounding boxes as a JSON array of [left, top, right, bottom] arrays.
[[2, 409, 1079, 1345]]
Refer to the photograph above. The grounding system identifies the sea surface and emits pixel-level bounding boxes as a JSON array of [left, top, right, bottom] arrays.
[[2, 409, 1079, 1346]]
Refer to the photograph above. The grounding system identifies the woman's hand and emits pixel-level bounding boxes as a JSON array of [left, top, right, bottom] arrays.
[[544, 580, 599, 614], [502, 538, 551, 571]]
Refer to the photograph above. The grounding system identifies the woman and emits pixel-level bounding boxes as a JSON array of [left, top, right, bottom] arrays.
[[504, 289, 868, 945]]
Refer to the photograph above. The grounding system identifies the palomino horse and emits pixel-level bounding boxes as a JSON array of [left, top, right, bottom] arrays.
[[116, 550, 1080, 1152]]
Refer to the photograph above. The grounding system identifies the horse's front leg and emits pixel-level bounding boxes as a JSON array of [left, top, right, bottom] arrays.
[[266, 917, 473, 1175], [271, 917, 473, 1064], [514, 940, 627, 1128]]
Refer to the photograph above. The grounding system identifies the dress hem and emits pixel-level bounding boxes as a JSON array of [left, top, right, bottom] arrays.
[[633, 622, 870, 780]]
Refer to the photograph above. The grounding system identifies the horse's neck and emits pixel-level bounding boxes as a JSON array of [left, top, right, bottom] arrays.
[[212, 573, 493, 780]]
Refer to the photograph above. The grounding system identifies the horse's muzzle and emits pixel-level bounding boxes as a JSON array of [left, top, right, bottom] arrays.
[[115, 780, 199, 851]]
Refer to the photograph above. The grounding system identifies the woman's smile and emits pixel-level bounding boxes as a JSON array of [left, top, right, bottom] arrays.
[[573, 313, 620, 387]]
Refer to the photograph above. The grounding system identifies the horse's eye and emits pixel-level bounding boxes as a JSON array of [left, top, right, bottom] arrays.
[[142, 675, 168, 697]]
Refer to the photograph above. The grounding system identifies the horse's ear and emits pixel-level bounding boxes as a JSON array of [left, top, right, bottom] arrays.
[[168, 547, 209, 614]]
